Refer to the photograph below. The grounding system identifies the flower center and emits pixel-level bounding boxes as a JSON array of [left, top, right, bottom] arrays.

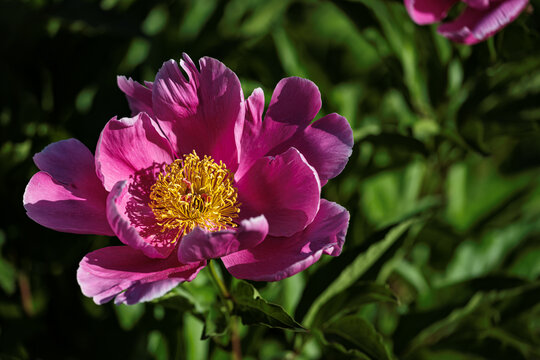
[[148, 151, 240, 241]]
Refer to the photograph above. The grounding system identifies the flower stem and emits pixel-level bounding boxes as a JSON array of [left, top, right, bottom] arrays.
[[207, 260, 242, 359], [208, 259, 231, 301]]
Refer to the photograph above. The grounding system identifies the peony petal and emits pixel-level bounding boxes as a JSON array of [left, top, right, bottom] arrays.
[[117, 76, 154, 117], [256, 77, 321, 161], [107, 180, 177, 259], [152, 54, 244, 170], [222, 200, 349, 282], [23, 139, 113, 236], [244, 88, 265, 134], [178, 215, 269, 263], [77, 246, 205, 304], [33, 138, 96, 184], [95, 113, 174, 191], [463, 0, 490, 10], [263, 113, 353, 184], [264, 77, 321, 130], [404, 0, 458, 25], [114, 279, 181, 305], [438, 0, 529, 44], [236, 78, 352, 183], [237, 148, 321, 237], [236, 88, 265, 178]]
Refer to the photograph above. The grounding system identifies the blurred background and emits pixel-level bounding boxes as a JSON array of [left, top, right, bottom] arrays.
[[1, 0, 540, 359]]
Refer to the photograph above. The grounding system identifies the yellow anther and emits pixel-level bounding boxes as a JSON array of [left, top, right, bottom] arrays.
[[148, 151, 240, 242]]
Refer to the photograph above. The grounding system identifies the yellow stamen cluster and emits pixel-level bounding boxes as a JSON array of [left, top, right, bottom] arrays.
[[148, 151, 240, 242]]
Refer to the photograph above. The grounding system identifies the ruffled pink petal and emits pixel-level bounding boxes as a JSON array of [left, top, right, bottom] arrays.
[[95, 113, 174, 191], [237, 78, 352, 184], [222, 200, 349, 282], [237, 147, 321, 237], [77, 246, 205, 304], [404, 0, 458, 24], [23, 139, 113, 236], [266, 113, 353, 185], [152, 54, 244, 170], [438, 0, 529, 44], [178, 215, 269, 263], [117, 76, 154, 117], [107, 180, 178, 259]]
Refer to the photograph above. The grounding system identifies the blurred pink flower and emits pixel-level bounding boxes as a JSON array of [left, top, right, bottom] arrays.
[[23, 54, 353, 305], [404, 0, 530, 44]]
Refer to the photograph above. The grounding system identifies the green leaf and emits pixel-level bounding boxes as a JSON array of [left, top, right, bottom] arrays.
[[147, 330, 169, 360], [231, 280, 306, 332], [201, 305, 229, 340], [440, 221, 539, 286], [0, 231, 16, 295], [141, 4, 169, 36], [312, 282, 398, 327], [114, 303, 145, 331], [360, 161, 438, 227], [272, 26, 308, 78], [403, 282, 540, 357], [152, 287, 199, 315], [445, 160, 533, 232], [303, 219, 417, 327], [220, 0, 291, 38], [178, 0, 218, 39], [183, 313, 209, 360], [509, 247, 540, 280], [344, 0, 431, 114], [321, 314, 394, 360]]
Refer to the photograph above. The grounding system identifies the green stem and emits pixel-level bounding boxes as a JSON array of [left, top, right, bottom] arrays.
[[207, 260, 242, 359], [208, 259, 231, 300]]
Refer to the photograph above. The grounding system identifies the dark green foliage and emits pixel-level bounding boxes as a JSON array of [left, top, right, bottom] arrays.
[[231, 280, 306, 332]]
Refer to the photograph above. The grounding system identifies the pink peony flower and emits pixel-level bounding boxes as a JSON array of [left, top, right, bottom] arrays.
[[404, 0, 530, 44], [23, 54, 353, 305]]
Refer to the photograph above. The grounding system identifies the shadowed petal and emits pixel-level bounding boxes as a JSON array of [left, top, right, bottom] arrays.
[[438, 0, 529, 44], [107, 180, 178, 259], [95, 113, 174, 191], [23, 139, 113, 236], [114, 279, 182, 305], [222, 200, 349, 281], [237, 148, 321, 237], [404, 0, 458, 24], [77, 246, 205, 304], [178, 215, 269, 263]]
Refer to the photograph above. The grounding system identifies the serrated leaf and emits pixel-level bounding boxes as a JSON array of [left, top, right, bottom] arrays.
[[321, 314, 394, 360], [231, 280, 306, 332]]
